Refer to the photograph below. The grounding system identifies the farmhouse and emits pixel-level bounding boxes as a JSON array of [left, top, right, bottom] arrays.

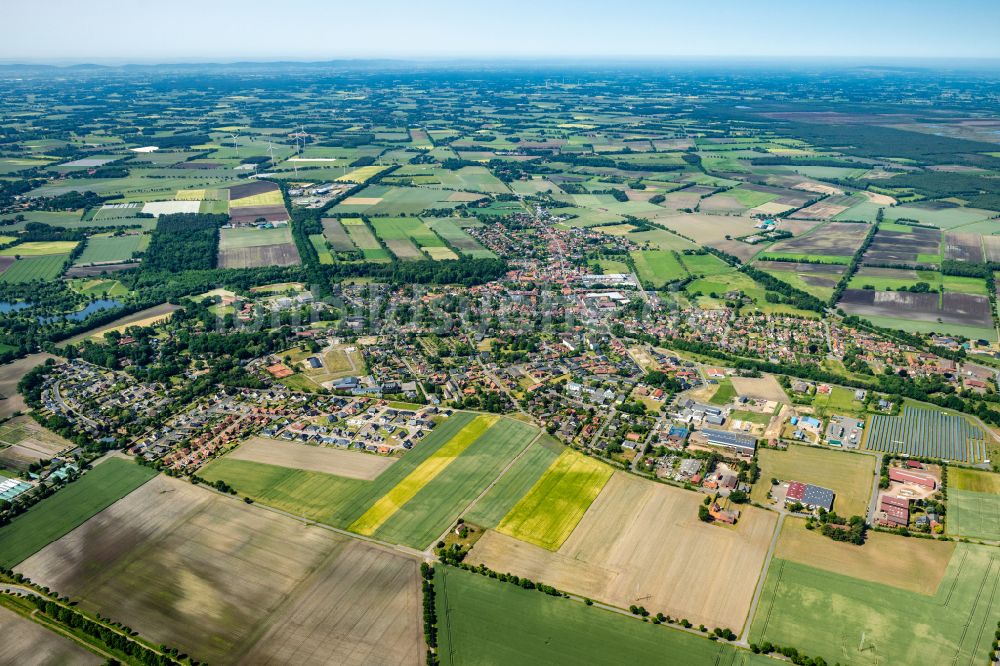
[[888, 467, 937, 489], [878, 495, 910, 527], [785, 481, 835, 512], [701, 428, 757, 457]]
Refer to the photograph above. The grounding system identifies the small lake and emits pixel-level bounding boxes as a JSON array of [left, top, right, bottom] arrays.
[[37, 299, 123, 324], [0, 301, 33, 314]]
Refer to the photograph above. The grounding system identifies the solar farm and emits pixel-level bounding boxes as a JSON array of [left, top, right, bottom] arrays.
[[864, 406, 988, 462]]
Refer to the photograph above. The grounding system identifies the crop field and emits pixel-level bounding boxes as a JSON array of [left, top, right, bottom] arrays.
[[756, 260, 846, 299], [775, 517, 955, 595], [0, 416, 74, 472], [0, 353, 58, 418], [681, 252, 732, 276], [947, 468, 1000, 540], [861, 225, 941, 265], [750, 543, 1000, 666], [496, 449, 613, 550], [946, 232, 985, 262], [74, 234, 146, 264], [217, 226, 301, 268], [202, 412, 536, 548], [0, 458, 156, 568], [751, 446, 875, 516], [332, 185, 464, 215], [848, 266, 988, 295], [17, 475, 422, 666], [340, 218, 391, 261], [837, 289, 994, 338], [321, 217, 357, 251], [0, 253, 68, 283], [0, 605, 101, 665], [227, 436, 396, 480], [884, 204, 994, 229], [309, 233, 334, 263], [227, 189, 284, 208], [371, 217, 448, 257], [0, 240, 78, 256], [335, 165, 389, 183], [631, 249, 688, 286], [865, 405, 988, 462], [436, 566, 762, 666], [765, 221, 871, 260], [426, 218, 495, 258], [384, 237, 424, 260], [464, 436, 562, 528], [474, 473, 777, 631]]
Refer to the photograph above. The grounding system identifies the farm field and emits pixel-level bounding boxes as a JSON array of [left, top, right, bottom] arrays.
[[496, 449, 613, 550], [0, 240, 78, 256], [630, 250, 688, 286], [340, 218, 391, 261], [474, 473, 777, 631], [463, 436, 562, 528], [947, 467, 1000, 540], [0, 353, 59, 418], [764, 221, 871, 261], [335, 165, 389, 183], [68, 277, 131, 298], [74, 234, 146, 265], [226, 436, 396, 480], [217, 225, 300, 268], [0, 604, 102, 665], [321, 217, 357, 251], [775, 517, 954, 594], [752, 446, 876, 516], [332, 185, 467, 215], [57, 303, 179, 347], [309, 233, 334, 263], [0, 457, 156, 568], [17, 475, 422, 666], [0, 253, 68, 283], [750, 542, 1000, 666], [436, 565, 765, 666], [755, 260, 846, 300], [0, 415, 75, 472]]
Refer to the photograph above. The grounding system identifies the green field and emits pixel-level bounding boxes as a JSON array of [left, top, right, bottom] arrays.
[[751, 445, 876, 516], [709, 378, 737, 405], [0, 458, 156, 568], [750, 543, 1000, 666], [727, 187, 778, 208], [496, 449, 613, 550], [308, 234, 334, 264], [436, 565, 763, 666], [74, 234, 147, 265], [631, 250, 688, 286], [681, 253, 732, 276], [218, 226, 292, 249], [0, 254, 68, 283], [340, 218, 391, 262], [948, 489, 1000, 540], [464, 436, 561, 528], [810, 385, 867, 416], [0, 241, 78, 257], [67, 278, 130, 298], [321, 218, 357, 252], [426, 217, 496, 258]]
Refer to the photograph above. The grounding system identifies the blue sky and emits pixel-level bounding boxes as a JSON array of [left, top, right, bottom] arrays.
[[3, 0, 999, 62]]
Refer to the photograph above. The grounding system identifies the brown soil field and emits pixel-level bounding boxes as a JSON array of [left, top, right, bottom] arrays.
[[227, 436, 395, 480], [65, 263, 136, 277], [983, 236, 1000, 263], [789, 201, 849, 220], [384, 238, 423, 260], [57, 305, 179, 348], [730, 375, 789, 403], [218, 243, 301, 269], [861, 190, 897, 205], [838, 289, 992, 327], [862, 226, 940, 265], [228, 180, 280, 200], [469, 473, 777, 631], [18, 476, 421, 666], [767, 221, 870, 257], [756, 261, 846, 276], [775, 517, 955, 595], [854, 266, 919, 279], [945, 232, 984, 263], [0, 352, 60, 418], [0, 256, 14, 274], [0, 604, 102, 665], [0, 416, 75, 471], [228, 206, 289, 225]]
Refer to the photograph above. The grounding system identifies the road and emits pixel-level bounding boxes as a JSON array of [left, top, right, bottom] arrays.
[[737, 511, 786, 646], [865, 453, 884, 525]]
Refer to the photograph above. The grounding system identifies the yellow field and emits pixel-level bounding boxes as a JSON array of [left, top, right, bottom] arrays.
[[0, 241, 79, 256], [424, 246, 458, 260], [336, 165, 389, 183], [229, 190, 284, 208], [0, 235, 16, 245], [348, 415, 498, 535], [339, 217, 365, 226], [176, 189, 207, 200], [496, 449, 612, 550], [775, 517, 955, 595]]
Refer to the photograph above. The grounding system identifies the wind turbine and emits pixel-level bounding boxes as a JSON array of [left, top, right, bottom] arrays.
[[229, 132, 240, 156], [267, 141, 277, 169]]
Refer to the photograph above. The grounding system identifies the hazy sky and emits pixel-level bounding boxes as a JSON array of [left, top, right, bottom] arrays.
[[3, 0, 999, 62]]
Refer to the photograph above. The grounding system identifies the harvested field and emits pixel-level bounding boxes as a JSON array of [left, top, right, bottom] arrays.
[[383, 238, 423, 261], [218, 227, 300, 268], [0, 352, 59, 418], [321, 218, 357, 252], [0, 604, 101, 665], [472, 473, 777, 631], [226, 436, 396, 480], [862, 225, 941, 265], [65, 262, 136, 277], [789, 200, 850, 220], [227, 205, 289, 225], [18, 475, 422, 666], [984, 236, 1000, 263], [730, 375, 788, 403], [945, 232, 985, 262], [141, 201, 200, 216], [775, 517, 954, 595], [227, 180, 280, 200]]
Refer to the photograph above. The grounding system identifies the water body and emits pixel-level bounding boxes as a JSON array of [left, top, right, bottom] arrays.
[[0, 301, 33, 314], [37, 299, 123, 324]]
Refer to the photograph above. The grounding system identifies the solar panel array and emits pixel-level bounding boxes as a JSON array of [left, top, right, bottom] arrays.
[[865, 406, 987, 462]]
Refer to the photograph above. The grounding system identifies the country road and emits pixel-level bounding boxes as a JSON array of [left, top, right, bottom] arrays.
[[738, 511, 785, 646]]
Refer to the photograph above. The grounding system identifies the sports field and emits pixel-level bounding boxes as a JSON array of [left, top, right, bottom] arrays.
[[18, 475, 422, 665], [752, 446, 876, 516], [0, 458, 156, 568], [496, 449, 613, 550], [436, 566, 766, 666], [74, 234, 146, 264], [750, 542, 1000, 666], [464, 436, 561, 528], [0, 254, 68, 283], [475, 473, 776, 631]]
